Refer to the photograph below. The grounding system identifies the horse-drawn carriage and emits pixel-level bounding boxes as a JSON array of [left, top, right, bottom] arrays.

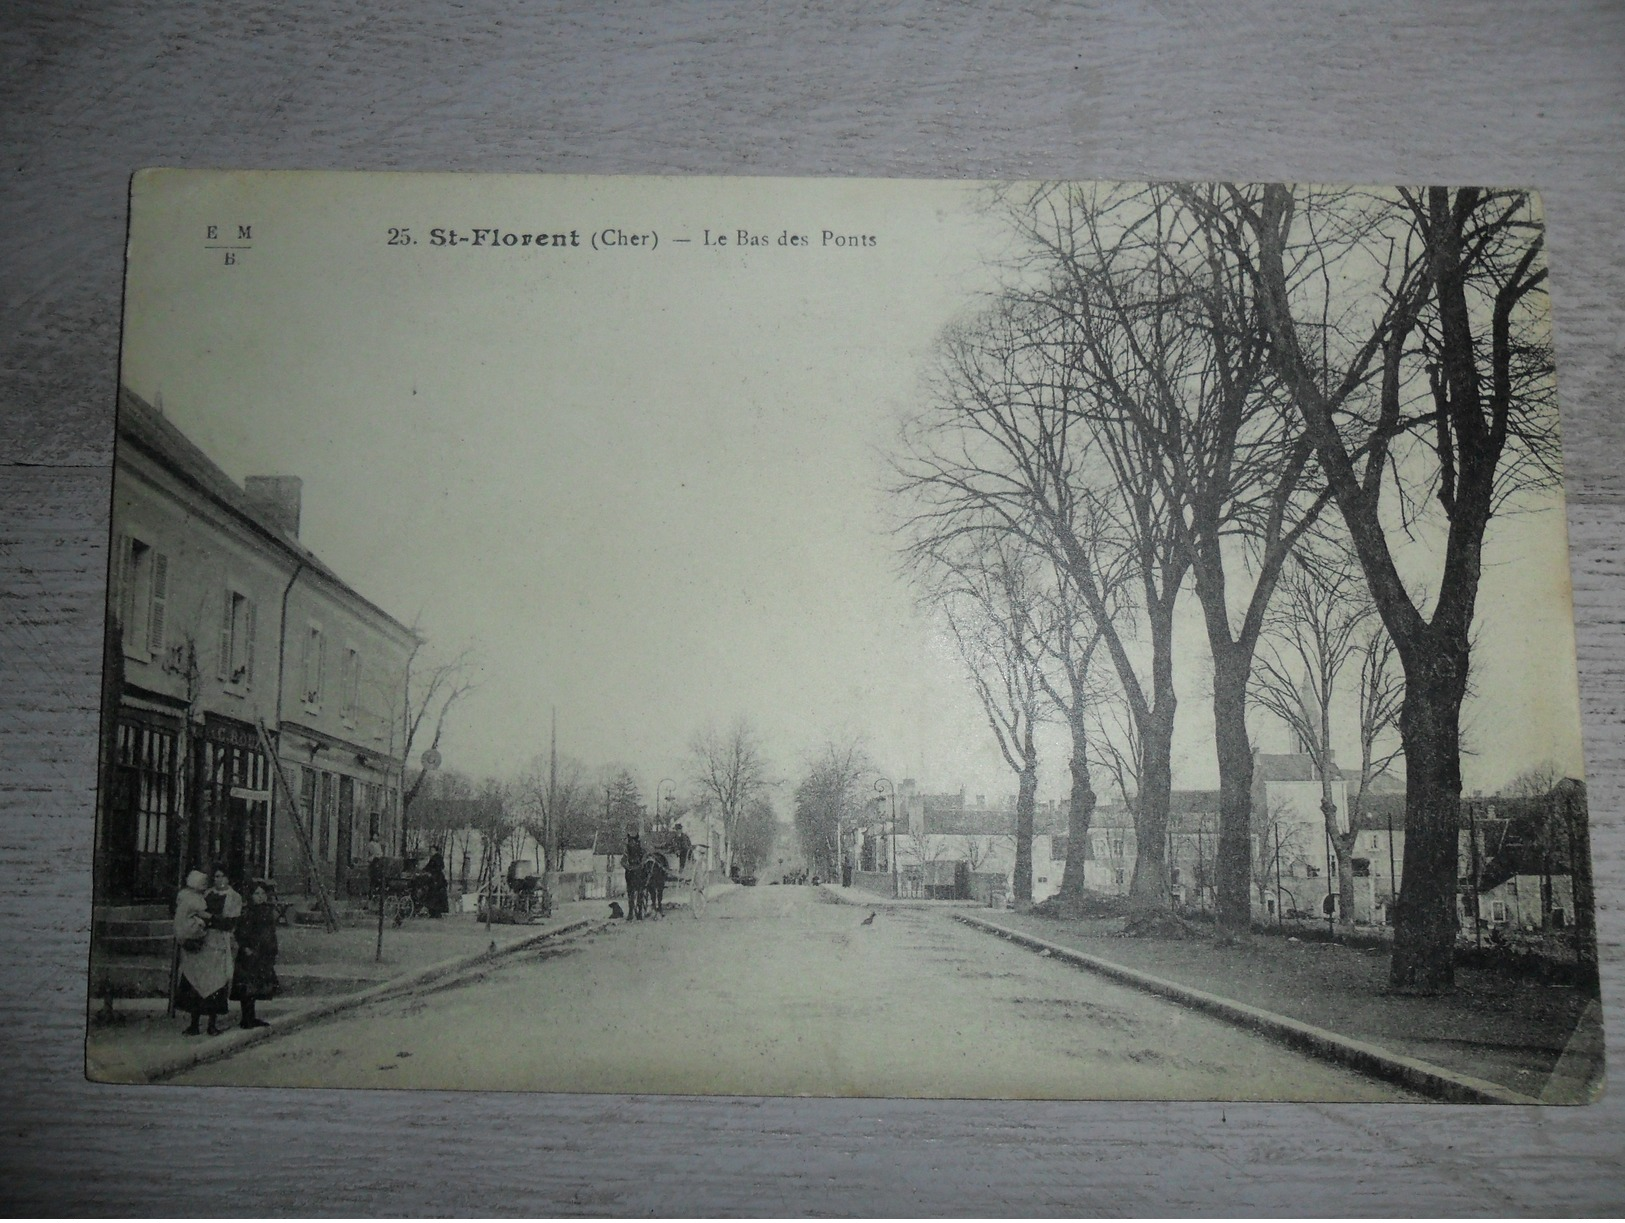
[[474, 859, 553, 923], [373, 855, 434, 924], [620, 831, 708, 920]]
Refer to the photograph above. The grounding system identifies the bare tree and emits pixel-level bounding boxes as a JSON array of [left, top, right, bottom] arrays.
[[1229, 184, 1556, 990], [1009, 181, 1332, 935], [1252, 556, 1403, 927], [897, 293, 1187, 916], [901, 825, 949, 898], [690, 719, 769, 875], [963, 834, 1012, 878], [398, 638, 478, 842], [792, 736, 872, 881], [920, 534, 1047, 906], [1029, 509, 1123, 907], [1348, 616, 1406, 830], [512, 751, 590, 873], [1252, 797, 1315, 924]]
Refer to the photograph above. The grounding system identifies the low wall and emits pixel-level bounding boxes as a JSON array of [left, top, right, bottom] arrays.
[[847, 870, 896, 897]]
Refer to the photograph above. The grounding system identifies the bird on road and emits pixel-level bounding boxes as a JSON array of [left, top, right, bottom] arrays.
[[860, 911, 876, 926]]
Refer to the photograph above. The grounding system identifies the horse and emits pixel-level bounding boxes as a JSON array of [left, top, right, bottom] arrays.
[[621, 842, 671, 920], [621, 834, 672, 920], [622, 834, 646, 920], [640, 851, 669, 916]]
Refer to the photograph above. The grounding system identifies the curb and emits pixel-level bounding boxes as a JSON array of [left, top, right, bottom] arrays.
[[816, 883, 981, 909], [951, 912, 1545, 1106], [125, 917, 602, 1085]]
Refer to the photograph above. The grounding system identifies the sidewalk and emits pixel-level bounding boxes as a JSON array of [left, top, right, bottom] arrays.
[[955, 907, 1604, 1104], [85, 897, 613, 1084]]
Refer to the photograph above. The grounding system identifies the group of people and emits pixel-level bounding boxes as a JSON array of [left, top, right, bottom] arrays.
[[173, 868, 280, 1037]]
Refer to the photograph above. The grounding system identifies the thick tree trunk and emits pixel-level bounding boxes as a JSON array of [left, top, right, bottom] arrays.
[[1331, 827, 1357, 929], [1387, 650, 1469, 992], [1129, 710, 1174, 913], [1013, 728, 1037, 907], [1056, 706, 1097, 903], [1211, 651, 1255, 934]]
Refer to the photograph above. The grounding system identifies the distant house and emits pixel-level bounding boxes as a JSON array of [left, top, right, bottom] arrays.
[[883, 787, 1068, 902], [97, 388, 416, 908], [872, 752, 1584, 934], [1461, 795, 1578, 936]]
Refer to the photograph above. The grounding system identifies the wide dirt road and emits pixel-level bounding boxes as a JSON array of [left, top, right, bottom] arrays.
[[179, 885, 1411, 1100]]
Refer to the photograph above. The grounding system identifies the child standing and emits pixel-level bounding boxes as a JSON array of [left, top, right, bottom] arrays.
[[231, 880, 280, 1029]]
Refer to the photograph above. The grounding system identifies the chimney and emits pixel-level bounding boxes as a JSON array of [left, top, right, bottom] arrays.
[[245, 475, 302, 539]]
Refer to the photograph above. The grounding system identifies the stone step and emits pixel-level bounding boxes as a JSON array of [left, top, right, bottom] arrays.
[[94, 918, 173, 939], [94, 904, 170, 923], [90, 959, 172, 999], [94, 932, 174, 957]]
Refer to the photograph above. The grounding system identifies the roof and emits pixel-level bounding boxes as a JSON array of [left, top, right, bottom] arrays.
[[117, 387, 416, 642], [1348, 791, 1407, 833], [1477, 799, 1574, 890], [1170, 789, 1222, 814], [923, 804, 1067, 837]]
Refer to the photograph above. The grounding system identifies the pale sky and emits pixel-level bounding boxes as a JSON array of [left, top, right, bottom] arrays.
[[119, 171, 1587, 806]]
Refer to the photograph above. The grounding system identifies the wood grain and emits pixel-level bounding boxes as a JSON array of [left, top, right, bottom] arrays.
[[3, 1, 1623, 1213]]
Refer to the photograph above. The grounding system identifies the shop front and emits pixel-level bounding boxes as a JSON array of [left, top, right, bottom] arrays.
[[193, 714, 273, 890]]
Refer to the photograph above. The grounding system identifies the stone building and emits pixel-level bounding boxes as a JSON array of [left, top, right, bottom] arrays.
[[96, 388, 417, 907]]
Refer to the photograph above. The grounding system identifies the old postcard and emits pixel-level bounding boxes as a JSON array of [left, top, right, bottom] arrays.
[[87, 170, 1601, 1102]]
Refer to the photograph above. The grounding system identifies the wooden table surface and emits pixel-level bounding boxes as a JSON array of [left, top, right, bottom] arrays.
[[3, 2, 1623, 1214]]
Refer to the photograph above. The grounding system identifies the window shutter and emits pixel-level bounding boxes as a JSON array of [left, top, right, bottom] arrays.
[[244, 598, 257, 686], [114, 535, 134, 628], [218, 589, 234, 680], [146, 551, 169, 654]]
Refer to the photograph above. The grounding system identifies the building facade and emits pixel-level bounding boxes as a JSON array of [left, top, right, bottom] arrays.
[[96, 388, 417, 907]]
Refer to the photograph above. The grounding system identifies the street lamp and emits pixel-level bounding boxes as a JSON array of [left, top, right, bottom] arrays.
[[874, 777, 898, 899]]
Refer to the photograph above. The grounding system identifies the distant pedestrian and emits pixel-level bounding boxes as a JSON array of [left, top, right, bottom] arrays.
[[423, 847, 449, 917], [174, 869, 231, 1036], [231, 880, 279, 1029], [673, 822, 693, 872], [366, 830, 386, 896]]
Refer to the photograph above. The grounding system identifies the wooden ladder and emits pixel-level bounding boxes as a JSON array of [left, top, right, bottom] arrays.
[[255, 718, 340, 933]]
